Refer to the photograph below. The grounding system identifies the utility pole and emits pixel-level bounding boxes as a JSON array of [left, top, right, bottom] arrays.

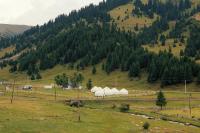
[[77, 84, 81, 122], [10, 80, 15, 104], [188, 93, 192, 117], [54, 84, 57, 101], [3, 81, 7, 96]]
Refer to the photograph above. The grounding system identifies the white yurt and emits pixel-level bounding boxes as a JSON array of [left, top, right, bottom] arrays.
[[103, 87, 113, 96], [95, 90, 105, 97], [119, 89, 129, 95], [111, 88, 120, 95], [91, 86, 100, 93]]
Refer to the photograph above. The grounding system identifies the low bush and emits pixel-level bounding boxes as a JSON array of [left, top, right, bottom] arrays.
[[119, 104, 129, 112], [143, 122, 150, 130]]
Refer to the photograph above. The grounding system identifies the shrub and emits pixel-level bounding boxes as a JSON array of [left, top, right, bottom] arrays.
[[143, 122, 150, 130], [119, 104, 129, 112]]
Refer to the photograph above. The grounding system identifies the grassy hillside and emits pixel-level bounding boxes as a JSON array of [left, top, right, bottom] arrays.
[[109, 0, 200, 57], [109, 3, 156, 31], [0, 46, 15, 58], [0, 24, 30, 37], [1, 63, 200, 92]]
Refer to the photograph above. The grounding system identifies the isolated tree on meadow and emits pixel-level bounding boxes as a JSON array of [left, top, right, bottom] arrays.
[[92, 66, 96, 75], [86, 79, 93, 90], [54, 73, 69, 88], [156, 90, 167, 110], [70, 73, 84, 88]]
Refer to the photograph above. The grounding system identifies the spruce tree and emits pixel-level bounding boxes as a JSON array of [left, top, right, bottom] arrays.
[[129, 62, 140, 77], [156, 90, 167, 110], [31, 75, 35, 80], [36, 73, 42, 80], [86, 79, 93, 90], [197, 71, 200, 84], [148, 60, 158, 83], [161, 67, 170, 87], [92, 66, 97, 75]]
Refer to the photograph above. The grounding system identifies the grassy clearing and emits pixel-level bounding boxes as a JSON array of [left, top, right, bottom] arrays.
[[109, 3, 156, 31], [0, 46, 15, 58], [193, 12, 200, 21], [143, 43, 185, 57]]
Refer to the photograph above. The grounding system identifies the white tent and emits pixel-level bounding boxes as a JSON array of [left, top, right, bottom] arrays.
[[111, 88, 120, 95], [91, 86, 101, 93], [103, 87, 113, 96], [95, 90, 105, 97], [119, 89, 128, 95]]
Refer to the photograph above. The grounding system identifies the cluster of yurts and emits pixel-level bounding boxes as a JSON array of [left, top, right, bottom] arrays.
[[91, 86, 129, 97]]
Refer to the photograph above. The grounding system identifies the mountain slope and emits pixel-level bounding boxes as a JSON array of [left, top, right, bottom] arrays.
[[0, 24, 31, 38], [1, 0, 200, 88]]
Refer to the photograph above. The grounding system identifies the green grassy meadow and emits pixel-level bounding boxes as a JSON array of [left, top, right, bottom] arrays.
[[0, 88, 199, 133]]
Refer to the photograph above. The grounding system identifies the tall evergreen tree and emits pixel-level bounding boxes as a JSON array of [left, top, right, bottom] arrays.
[[92, 66, 97, 75], [86, 79, 93, 90], [129, 62, 140, 77], [156, 90, 167, 110]]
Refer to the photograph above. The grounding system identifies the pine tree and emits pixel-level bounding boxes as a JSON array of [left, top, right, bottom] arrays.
[[180, 50, 184, 56], [197, 71, 200, 84], [161, 67, 170, 87], [31, 74, 35, 80], [36, 73, 42, 79], [86, 79, 93, 90], [92, 66, 97, 75], [102, 63, 105, 70], [156, 90, 167, 110], [148, 60, 158, 83], [160, 35, 166, 46], [129, 62, 140, 77]]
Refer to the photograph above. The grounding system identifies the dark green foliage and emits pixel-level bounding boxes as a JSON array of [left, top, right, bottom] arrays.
[[185, 24, 200, 57], [92, 66, 96, 75], [133, 0, 191, 20], [129, 62, 140, 77], [0, 0, 200, 88], [36, 73, 42, 80], [197, 72, 200, 84], [148, 59, 159, 83], [134, 24, 139, 31], [143, 122, 150, 130], [119, 104, 130, 112], [31, 75, 35, 80], [102, 63, 105, 70], [160, 35, 166, 46], [156, 90, 167, 110], [137, 17, 169, 45], [55, 73, 69, 88], [70, 73, 84, 88], [9, 61, 17, 73], [180, 50, 184, 56], [86, 79, 93, 90]]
